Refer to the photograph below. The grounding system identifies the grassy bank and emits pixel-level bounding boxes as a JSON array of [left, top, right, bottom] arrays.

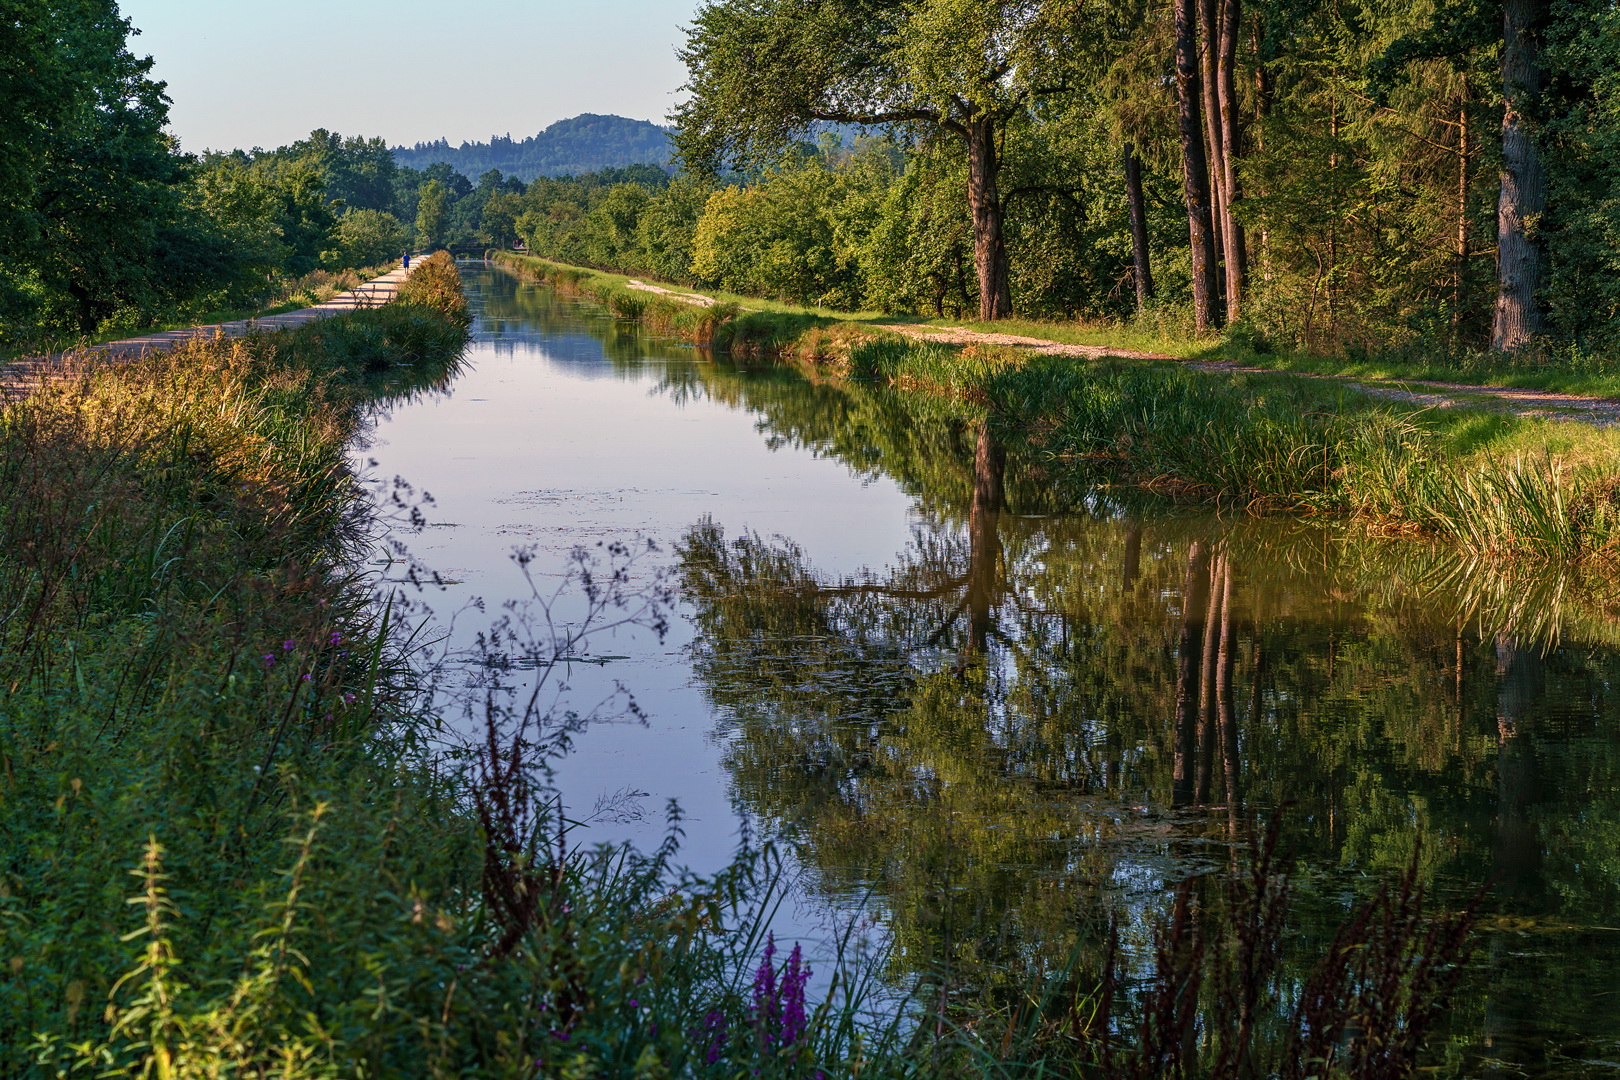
[[496, 252, 1620, 395], [492, 253, 1620, 562], [494, 251, 897, 357], [2, 262, 405, 364], [857, 341, 1620, 562]]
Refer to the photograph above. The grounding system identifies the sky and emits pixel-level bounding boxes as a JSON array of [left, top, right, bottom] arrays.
[[119, 0, 700, 153]]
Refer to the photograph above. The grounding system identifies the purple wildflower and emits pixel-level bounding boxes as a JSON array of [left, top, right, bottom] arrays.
[[628, 998, 639, 1008], [301, 673, 312, 682], [749, 934, 815, 1057], [701, 1009, 727, 1065], [328, 631, 343, 645], [283, 640, 295, 651], [341, 692, 356, 705], [262, 654, 276, 667], [779, 944, 811, 1048], [751, 933, 779, 1051]]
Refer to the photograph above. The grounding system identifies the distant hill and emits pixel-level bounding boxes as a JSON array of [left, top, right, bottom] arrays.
[[392, 114, 672, 182]]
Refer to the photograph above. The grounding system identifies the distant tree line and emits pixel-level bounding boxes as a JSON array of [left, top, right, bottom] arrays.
[[391, 114, 673, 182], [8, 0, 1617, 356], [0, 4, 509, 350]]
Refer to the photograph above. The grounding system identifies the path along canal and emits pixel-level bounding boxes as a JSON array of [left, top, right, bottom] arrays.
[[359, 262, 1620, 1078]]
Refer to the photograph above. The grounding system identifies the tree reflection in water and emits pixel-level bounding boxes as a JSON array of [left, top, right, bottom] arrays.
[[479, 267, 1620, 1075], [666, 383, 1620, 1077]]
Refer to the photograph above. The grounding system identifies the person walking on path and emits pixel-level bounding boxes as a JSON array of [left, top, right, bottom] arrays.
[[403, 251, 411, 269]]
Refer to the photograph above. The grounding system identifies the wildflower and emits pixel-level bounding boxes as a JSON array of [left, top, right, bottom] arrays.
[[749, 934, 814, 1055], [301, 673, 312, 682], [701, 1010, 727, 1065], [328, 631, 343, 645], [779, 944, 811, 1048], [262, 654, 276, 666], [283, 640, 295, 651], [342, 692, 356, 705], [629, 998, 639, 1008]]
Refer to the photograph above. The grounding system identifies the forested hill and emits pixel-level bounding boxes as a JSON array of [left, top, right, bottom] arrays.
[[392, 114, 671, 181]]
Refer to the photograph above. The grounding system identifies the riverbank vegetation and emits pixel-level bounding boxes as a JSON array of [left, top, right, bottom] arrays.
[[1, 5, 487, 357], [492, 250, 1620, 562], [2, 251, 1483, 1078], [451, 0, 1620, 380]]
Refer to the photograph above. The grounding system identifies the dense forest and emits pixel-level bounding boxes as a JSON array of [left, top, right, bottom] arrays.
[[485, 0, 1620, 357], [0, 1, 519, 352], [392, 113, 673, 181], [6, 0, 1618, 357]]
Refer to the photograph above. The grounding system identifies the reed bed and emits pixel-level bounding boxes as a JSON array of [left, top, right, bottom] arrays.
[[842, 340, 1620, 563]]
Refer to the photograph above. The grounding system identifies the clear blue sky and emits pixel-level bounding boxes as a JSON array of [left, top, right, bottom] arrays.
[[120, 0, 700, 153]]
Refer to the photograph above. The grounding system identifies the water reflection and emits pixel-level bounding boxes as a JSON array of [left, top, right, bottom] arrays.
[[382, 265, 1620, 1077], [652, 336, 1620, 1077]]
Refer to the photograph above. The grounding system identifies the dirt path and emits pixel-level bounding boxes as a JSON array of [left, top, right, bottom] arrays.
[[625, 279, 721, 307], [1, 261, 421, 402], [618, 280, 1620, 427], [890, 323, 1620, 427]]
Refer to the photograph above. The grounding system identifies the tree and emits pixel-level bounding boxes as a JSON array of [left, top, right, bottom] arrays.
[[415, 179, 449, 249], [1492, 0, 1547, 350], [0, 0, 241, 337], [673, 0, 1078, 321], [1174, 0, 1221, 331], [325, 208, 408, 268]]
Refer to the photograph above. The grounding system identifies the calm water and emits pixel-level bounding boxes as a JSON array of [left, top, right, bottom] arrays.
[[360, 263, 1620, 1077]]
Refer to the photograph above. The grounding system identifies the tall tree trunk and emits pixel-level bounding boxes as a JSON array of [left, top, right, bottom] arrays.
[[1217, 0, 1247, 322], [1124, 143, 1156, 310], [1199, 0, 1228, 307], [1492, 0, 1546, 350], [1175, 0, 1220, 331], [1455, 101, 1472, 331], [965, 116, 1013, 321], [1173, 541, 1213, 806], [1252, 22, 1272, 285]]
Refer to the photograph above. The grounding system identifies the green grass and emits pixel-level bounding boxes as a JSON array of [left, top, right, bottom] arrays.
[[497, 253, 1620, 396], [1213, 342, 1620, 397], [850, 340, 1620, 562], [4, 261, 402, 362], [493, 252, 1620, 561]]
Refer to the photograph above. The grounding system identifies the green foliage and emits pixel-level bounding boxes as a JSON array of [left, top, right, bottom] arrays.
[[324, 207, 410, 268], [414, 178, 450, 249], [0, 1, 242, 342]]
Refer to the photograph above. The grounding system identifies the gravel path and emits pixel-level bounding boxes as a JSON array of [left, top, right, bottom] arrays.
[[890, 323, 1620, 427], [566, 279, 1620, 427], [2, 262, 421, 402]]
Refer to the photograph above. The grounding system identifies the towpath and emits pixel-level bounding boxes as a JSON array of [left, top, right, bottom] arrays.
[[887, 324, 1620, 427], [1, 261, 421, 402], [617, 278, 1620, 425]]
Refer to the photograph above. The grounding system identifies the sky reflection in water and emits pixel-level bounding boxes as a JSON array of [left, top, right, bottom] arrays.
[[360, 264, 1620, 1078]]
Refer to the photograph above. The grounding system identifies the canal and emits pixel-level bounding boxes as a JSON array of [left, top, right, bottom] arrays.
[[359, 261, 1620, 1078]]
